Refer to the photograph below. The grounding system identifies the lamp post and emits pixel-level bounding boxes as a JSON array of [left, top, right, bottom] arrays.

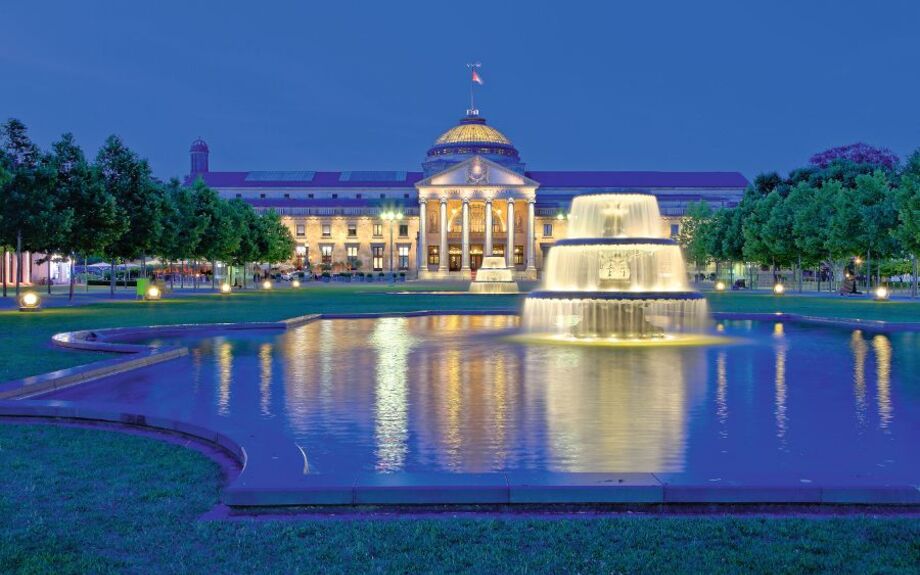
[[381, 211, 403, 274]]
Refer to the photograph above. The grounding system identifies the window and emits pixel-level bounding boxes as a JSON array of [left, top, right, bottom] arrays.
[[332, 193, 338, 199], [308, 193, 314, 199], [403, 193, 409, 199], [260, 193, 266, 199], [543, 223, 553, 237], [322, 223, 331, 237], [372, 246, 384, 271], [398, 224, 408, 237], [380, 193, 386, 199], [347, 223, 357, 237], [373, 224, 382, 237], [235, 193, 242, 199], [356, 193, 362, 199], [320, 245, 333, 264], [514, 245, 524, 265], [493, 245, 504, 257], [398, 245, 410, 270], [670, 223, 680, 238], [428, 245, 439, 266], [346, 245, 359, 268], [296, 224, 305, 237], [284, 193, 290, 199]]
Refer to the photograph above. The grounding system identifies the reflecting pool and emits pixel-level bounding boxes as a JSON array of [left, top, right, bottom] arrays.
[[40, 315, 920, 481]]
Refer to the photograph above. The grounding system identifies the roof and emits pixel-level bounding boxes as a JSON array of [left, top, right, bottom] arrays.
[[434, 116, 512, 146], [192, 170, 748, 190], [525, 171, 749, 189]]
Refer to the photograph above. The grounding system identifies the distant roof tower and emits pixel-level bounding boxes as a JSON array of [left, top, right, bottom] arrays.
[[190, 137, 209, 176]]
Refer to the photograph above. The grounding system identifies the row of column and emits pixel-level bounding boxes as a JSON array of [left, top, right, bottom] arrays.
[[419, 198, 536, 273]]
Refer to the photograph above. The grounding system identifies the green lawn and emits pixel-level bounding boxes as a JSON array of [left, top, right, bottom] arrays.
[[1, 423, 916, 575], [2, 284, 920, 382]]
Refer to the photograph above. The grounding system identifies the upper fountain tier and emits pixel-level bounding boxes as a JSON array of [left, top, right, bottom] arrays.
[[566, 193, 665, 239]]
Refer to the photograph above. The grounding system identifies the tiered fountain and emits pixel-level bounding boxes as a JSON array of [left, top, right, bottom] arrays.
[[522, 193, 708, 340], [469, 257, 519, 294]]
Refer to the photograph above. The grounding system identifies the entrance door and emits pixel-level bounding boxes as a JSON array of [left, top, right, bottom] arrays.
[[470, 245, 483, 271], [448, 245, 462, 271]]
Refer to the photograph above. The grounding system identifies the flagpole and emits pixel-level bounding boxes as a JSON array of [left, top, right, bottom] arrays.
[[466, 62, 481, 115]]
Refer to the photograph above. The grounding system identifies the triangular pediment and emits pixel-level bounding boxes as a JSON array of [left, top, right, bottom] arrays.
[[416, 156, 539, 189]]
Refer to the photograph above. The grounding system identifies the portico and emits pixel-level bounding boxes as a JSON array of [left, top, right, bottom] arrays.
[[417, 156, 538, 280]]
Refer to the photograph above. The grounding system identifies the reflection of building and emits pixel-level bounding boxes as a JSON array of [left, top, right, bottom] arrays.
[[189, 110, 747, 278]]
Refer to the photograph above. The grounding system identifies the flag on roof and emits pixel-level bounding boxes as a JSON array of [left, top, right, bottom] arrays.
[[472, 69, 484, 85]]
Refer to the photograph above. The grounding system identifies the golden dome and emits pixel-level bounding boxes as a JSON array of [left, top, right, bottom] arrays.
[[434, 118, 512, 146]]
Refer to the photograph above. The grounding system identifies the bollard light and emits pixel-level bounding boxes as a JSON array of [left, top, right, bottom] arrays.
[[262, 280, 272, 290], [144, 285, 162, 301], [291, 279, 301, 288], [773, 283, 785, 295], [874, 286, 890, 301], [714, 281, 726, 291], [220, 283, 232, 294], [18, 291, 41, 312]]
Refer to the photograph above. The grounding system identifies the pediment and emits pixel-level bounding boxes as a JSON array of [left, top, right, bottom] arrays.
[[416, 156, 539, 189]]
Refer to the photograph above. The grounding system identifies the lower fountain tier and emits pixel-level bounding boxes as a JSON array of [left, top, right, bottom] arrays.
[[522, 291, 708, 339], [469, 281, 519, 294]]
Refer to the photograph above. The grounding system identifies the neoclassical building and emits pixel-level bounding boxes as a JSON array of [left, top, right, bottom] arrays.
[[189, 111, 748, 278]]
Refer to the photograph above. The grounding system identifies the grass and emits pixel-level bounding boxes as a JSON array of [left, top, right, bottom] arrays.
[[3, 283, 920, 382], [0, 423, 917, 574]]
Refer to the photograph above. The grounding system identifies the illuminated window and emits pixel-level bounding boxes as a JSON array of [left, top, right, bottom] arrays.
[[398, 224, 408, 237], [322, 223, 331, 237], [347, 223, 357, 237], [514, 245, 524, 265], [398, 245, 409, 270], [321, 245, 333, 264], [296, 224, 305, 237], [346, 245, 359, 268], [372, 246, 384, 271], [373, 224, 382, 237], [670, 223, 680, 238], [428, 245, 439, 265], [543, 223, 553, 237]]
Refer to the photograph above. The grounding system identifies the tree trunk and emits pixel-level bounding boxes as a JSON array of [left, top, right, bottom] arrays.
[[110, 258, 116, 296], [47, 258, 52, 295], [69, 253, 75, 301], [866, 249, 871, 292], [797, 256, 802, 292], [15, 230, 22, 297], [2, 246, 6, 298], [912, 255, 918, 298], [212, 260, 218, 291]]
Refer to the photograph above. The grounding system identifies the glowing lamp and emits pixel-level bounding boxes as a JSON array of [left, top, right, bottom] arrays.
[[262, 280, 272, 290], [291, 279, 301, 288], [714, 281, 726, 291], [144, 286, 161, 301], [773, 283, 785, 295], [220, 283, 232, 294], [874, 286, 890, 301], [18, 291, 41, 312], [854, 257, 862, 265]]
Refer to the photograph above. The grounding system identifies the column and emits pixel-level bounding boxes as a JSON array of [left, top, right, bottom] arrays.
[[461, 199, 470, 272], [506, 198, 515, 268], [526, 198, 536, 272], [418, 198, 427, 272], [438, 198, 448, 272], [484, 199, 493, 256]]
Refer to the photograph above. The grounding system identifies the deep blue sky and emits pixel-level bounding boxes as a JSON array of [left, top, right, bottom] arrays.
[[2, 0, 918, 180]]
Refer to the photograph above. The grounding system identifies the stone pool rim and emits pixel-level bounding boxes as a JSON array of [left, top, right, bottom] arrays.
[[1, 309, 919, 507]]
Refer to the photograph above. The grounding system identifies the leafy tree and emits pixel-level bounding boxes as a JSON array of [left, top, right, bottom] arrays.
[[257, 210, 296, 266], [0, 119, 59, 296], [95, 136, 164, 294], [159, 178, 207, 288], [677, 201, 712, 277], [226, 200, 261, 288], [893, 151, 920, 296], [49, 133, 121, 299], [192, 179, 241, 290], [810, 143, 899, 171]]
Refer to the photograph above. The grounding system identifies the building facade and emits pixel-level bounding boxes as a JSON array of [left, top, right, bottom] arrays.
[[189, 112, 748, 278]]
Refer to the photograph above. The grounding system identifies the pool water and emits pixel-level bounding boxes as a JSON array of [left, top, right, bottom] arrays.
[[41, 315, 920, 482]]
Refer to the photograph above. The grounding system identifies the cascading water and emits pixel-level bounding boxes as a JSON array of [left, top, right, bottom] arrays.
[[522, 193, 709, 340]]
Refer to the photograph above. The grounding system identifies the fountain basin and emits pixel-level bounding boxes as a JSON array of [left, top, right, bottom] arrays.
[[470, 256, 519, 294]]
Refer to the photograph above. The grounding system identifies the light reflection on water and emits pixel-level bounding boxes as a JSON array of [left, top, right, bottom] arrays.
[[43, 316, 919, 479]]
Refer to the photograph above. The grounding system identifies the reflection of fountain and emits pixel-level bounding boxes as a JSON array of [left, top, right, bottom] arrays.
[[470, 256, 519, 294], [522, 193, 709, 340]]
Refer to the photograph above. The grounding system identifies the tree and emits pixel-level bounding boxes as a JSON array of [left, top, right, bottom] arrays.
[[257, 210, 296, 266], [158, 179, 207, 289], [787, 181, 835, 290], [49, 133, 121, 299], [192, 179, 241, 290], [893, 150, 920, 296], [0, 119, 59, 296], [677, 201, 712, 279], [810, 143, 899, 172], [95, 136, 164, 294], [226, 200, 261, 288]]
